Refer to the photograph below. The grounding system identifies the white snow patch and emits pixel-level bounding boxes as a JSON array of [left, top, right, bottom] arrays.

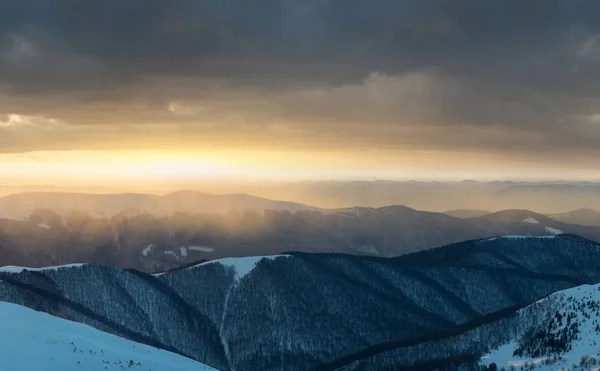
[[481, 342, 548, 369], [0, 301, 214, 371], [179, 246, 188, 258], [194, 255, 291, 280], [502, 235, 557, 239], [545, 226, 563, 235], [482, 236, 558, 242], [163, 251, 177, 259], [188, 246, 215, 252], [522, 217, 540, 224], [36, 222, 51, 229], [0, 263, 85, 274], [481, 283, 600, 370], [142, 244, 155, 256]]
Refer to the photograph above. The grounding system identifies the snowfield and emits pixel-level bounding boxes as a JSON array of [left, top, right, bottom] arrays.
[[142, 244, 155, 256], [0, 301, 214, 371], [522, 217, 540, 224], [545, 226, 563, 235], [204, 254, 292, 280], [483, 236, 557, 242], [0, 263, 86, 274], [188, 246, 215, 252], [480, 284, 600, 370]]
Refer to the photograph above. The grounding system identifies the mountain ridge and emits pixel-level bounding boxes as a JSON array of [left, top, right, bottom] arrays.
[[0, 234, 599, 370], [1, 197, 600, 272]]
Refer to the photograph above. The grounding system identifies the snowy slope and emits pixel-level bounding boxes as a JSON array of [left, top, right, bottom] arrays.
[[157, 254, 291, 280], [0, 263, 86, 273], [204, 254, 291, 280], [0, 301, 215, 371], [481, 284, 600, 370]]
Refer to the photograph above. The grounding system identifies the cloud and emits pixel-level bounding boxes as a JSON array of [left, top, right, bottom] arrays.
[[0, 0, 600, 169], [0, 34, 40, 64]]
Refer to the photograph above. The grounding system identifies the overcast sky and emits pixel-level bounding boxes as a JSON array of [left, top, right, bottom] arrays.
[[1, 1, 600, 183]]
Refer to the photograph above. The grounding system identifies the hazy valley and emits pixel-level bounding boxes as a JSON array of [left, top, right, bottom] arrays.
[[0, 191, 599, 273]]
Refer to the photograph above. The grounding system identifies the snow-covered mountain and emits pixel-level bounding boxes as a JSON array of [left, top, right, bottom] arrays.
[[0, 301, 214, 371], [481, 284, 600, 370], [0, 235, 599, 370]]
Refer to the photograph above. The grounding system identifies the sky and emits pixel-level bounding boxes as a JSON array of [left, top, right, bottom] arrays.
[[2, 1, 600, 188]]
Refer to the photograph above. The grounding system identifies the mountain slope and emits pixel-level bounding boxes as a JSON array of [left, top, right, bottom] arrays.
[[221, 180, 600, 212], [0, 301, 214, 371], [0, 190, 314, 220], [480, 283, 600, 370], [5, 199, 600, 273], [0, 235, 599, 370], [548, 208, 600, 227], [327, 283, 600, 371], [444, 209, 490, 218]]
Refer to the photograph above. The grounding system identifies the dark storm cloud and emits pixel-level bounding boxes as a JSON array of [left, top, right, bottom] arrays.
[[1, 0, 600, 158], [1, 0, 599, 87]]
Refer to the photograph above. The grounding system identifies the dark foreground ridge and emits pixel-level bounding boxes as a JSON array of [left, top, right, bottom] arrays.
[[0, 234, 598, 370]]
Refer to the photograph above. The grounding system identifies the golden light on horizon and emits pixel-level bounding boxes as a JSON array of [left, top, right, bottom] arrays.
[[1, 148, 599, 194]]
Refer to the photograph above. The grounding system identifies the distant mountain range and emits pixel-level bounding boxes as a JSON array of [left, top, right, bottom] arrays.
[[192, 180, 600, 213], [443, 209, 491, 219], [547, 208, 600, 227], [1, 191, 600, 272], [1, 235, 600, 370], [0, 190, 313, 219]]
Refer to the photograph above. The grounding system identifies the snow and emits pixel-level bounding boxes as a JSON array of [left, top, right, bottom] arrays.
[[142, 244, 155, 256], [545, 226, 563, 235], [0, 264, 86, 274], [0, 301, 214, 371], [481, 342, 549, 368], [345, 207, 362, 217], [185, 255, 291, 281], [501, 235, 557, 239], [522, 217, 540, 224], [188, 246, 215, 252], [481, 284, 600, 370], [36, 222, 51, 229], [179, 246, 188, 258], [483, 236, 557, 242], [163, 251, 177, 259]]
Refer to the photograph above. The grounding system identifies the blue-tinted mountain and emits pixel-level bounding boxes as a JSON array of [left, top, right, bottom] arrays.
[[0, 235, 599, 370]]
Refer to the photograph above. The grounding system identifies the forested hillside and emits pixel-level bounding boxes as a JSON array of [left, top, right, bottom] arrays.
[[0, 235, 598, 370], [2, 200, 600, 273]]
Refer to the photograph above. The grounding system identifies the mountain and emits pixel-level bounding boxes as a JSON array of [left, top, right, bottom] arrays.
[[0, 190, 314, 220], [0, 235, 599, 370], [548, 208, 600, 227], [3, 196, 600, 272], [479, 283, 600, 370], [473, 209, 597, 238], [338, 278, 600, 371], [0, 301, 214, 371], [444, 209, 490, 218], [199, 180, 600, 213]]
